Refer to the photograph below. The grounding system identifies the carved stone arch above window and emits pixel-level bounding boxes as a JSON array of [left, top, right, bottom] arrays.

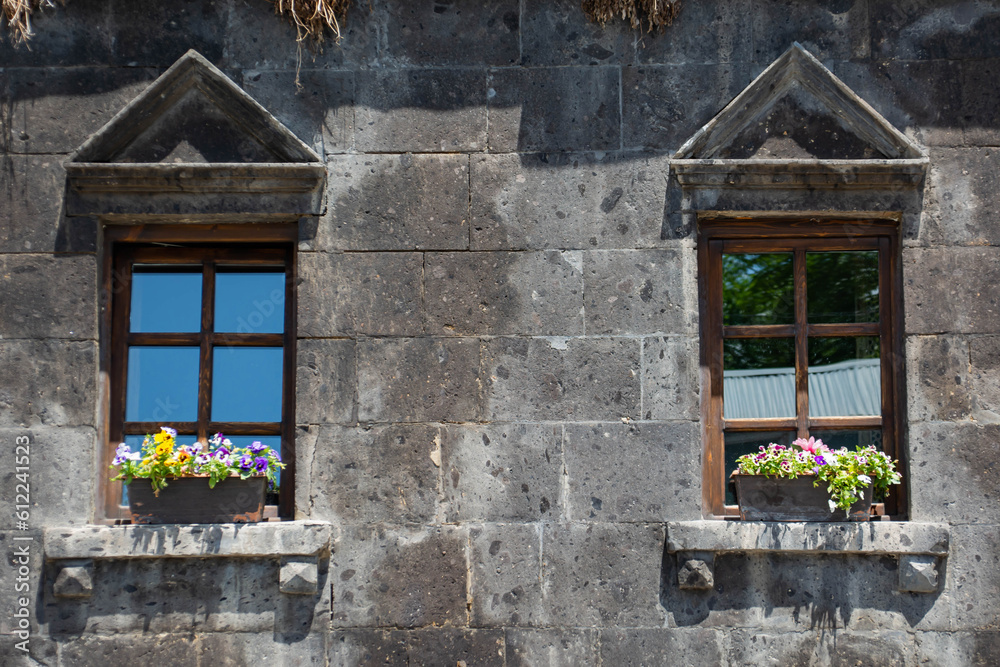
[[65, 50, 325, 522], [669, 43, 930, 522]]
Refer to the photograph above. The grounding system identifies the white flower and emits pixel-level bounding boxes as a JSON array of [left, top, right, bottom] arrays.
[[858, 474, 872, 485], [828, 499, 838, 511]]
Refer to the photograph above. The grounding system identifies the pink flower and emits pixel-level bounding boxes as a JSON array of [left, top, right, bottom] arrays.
[[793, 436, 829, 456]]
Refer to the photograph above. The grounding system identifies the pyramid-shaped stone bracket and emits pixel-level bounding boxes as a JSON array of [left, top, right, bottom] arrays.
[[65, 50, 325, 217], [672, 43, 928, 190]]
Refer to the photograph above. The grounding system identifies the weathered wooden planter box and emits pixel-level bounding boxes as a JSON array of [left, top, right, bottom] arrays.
[[127, 476, 267, 524], [732, 474, 874, 522]]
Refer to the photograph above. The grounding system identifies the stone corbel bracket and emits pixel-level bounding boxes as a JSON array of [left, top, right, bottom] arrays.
[[667, 521, 949, 594], [44, 521, 333, 598]]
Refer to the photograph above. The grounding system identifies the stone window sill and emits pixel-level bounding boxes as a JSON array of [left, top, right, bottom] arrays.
[[43, 521, 332, 598], [666, 521, 949, 594]]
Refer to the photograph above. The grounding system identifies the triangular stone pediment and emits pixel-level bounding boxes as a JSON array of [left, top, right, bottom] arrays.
[[672, 44, 927, 189], [70, 50, 319, 165], [65, 50, 325, 217]]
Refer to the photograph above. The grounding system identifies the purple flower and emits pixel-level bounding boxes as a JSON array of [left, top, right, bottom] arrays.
[[214, 446, 230, 458], [813, 455, 827, 466], [113, 443, 132, 465], [253, 457, 269, 473], [249, 441, 267, 454], [161, 426, 178, 437], [194, 454, 211, 466], [238, 455, 254, 470]]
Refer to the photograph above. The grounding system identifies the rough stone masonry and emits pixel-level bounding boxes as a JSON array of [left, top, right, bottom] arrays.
[[1, 1, 1000, 665]]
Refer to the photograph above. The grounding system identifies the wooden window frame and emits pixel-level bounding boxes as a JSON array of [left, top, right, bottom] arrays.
[[99, 224, 298, 522], [698, 216, 906, 519]]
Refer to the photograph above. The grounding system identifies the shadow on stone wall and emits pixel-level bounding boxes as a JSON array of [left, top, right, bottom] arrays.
[[660, 547, 944, 630]]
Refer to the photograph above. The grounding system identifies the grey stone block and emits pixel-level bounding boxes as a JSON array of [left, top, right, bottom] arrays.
[[469, 523, 546, 627], [199, 632, 328, 666], [642, 336, 699, 421], [583, 249, 695, 335], [820, 631, 913, 666], [635, 0, 753, 65], [483, 337, 641, 421], [321, 154, 470, 251], [751, 0, 871, 63], [908, 422, 1000, 524], [406, 628, 505, 667], [543, 522, 665, 627], [425, 251, 584, 336], [52, 561, 94, 598], [331, 525, 468, 628], [906, 335, 972, 422], [358, 337, 483, 423], [329, 629, 408, 667], [599, 629, 723, 667], [918, 148, 1000, 246], [308, 424, 441, 525], [108, 0, 225, 66], [242, 69, 355, 156], [280, 556, 319, 595], [0, 427, 95, 530], [8, 67, 158, 154], [442, 424, 562, 522], [0, 341, 96, 428], [970, 336, 1000, 421], [469, 152, 670, 251], [0, 529, 43, 639], [379, 0, 519, 67], [622, 64, 752, 151], [677, 557, 714, 591], [949, 524, 1000, 630], [298, 251, 424, 337], [722, 630, 822, 666], [0, 0, 111, 67], [0, 155, 72, 253], [521, 0, 634, 66], [564, 422, 700, 522], [0, 633, 58, 666], [57, 634, 200, 667], [226, 0, 376, 70], [296, 339, 357, 425], [904, 247, 1000, 334], [872, 1, 1000, 60], [505, 628, 598, 667], [488, 67, 620, 153], [356, 69, 487, 152], [913, 632, 980, 667], [0, 254, 96, 340], [899, 555, 940, 593]]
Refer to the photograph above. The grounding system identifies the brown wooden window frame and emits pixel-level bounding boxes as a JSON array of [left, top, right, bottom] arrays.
[[698, 216, 906, 519], [99, 224, 298, 522]]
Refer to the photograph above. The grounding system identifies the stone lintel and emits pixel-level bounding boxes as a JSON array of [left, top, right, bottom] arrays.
[[671, 158, 928, 189], [666, 521, 949, 556], [43, 521, 333, 561]]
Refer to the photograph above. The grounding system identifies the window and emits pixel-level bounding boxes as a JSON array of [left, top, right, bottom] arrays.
[[698, 217, 905, 518], [102, 225, 297, 521]]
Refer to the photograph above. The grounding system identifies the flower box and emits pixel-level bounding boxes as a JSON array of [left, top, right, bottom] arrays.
[[732, 474, 874, 522], [127, 476, 266, 524]]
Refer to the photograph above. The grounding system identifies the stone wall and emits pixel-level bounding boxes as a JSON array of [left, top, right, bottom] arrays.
[[2, 1, 1000, 665]]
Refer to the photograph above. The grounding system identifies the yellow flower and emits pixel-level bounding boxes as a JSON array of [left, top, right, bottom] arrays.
[[177, 451, 191, 463], [155, 442, 173, 457], [165, 458, 177, 466], [153, 431, 168, 444]]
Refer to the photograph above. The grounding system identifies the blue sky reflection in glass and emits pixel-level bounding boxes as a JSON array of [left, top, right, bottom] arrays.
[[215, 271, 285, 334], [130, 270, 202, 332], [212, 347, 283, 422], [126, 347, 200, 421]]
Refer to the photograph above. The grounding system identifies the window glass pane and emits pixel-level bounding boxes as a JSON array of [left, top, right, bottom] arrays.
[[725, 431, 796, 505], [808, 337, 880, 417], [723, 253, 794, 325], [212, 347, 283, 422], [131, 270, 202, 332], [724, 338, 796, 418], [807, 251, 879, 323], [808, 430, 882, 451], [215, 271, 286, 334], [126, 347, 200, 421]]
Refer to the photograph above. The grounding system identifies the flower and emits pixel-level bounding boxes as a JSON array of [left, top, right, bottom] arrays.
[[253, 457, 269, 473], [238, 455, 254, 470], [858, 474, 872, 485], [793, 436, 828, 456], [248, 441, 267, 454], [161, 426, 178, 438]]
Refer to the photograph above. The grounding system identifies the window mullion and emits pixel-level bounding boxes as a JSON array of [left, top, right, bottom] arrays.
[[198, 261, 216, 444], [794, 248, 809, 438]]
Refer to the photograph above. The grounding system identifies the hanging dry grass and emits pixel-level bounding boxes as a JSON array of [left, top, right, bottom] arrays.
[[582, 0, 682, 32], [268, 0, 352, 45], [2, 0, 58, 46]]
